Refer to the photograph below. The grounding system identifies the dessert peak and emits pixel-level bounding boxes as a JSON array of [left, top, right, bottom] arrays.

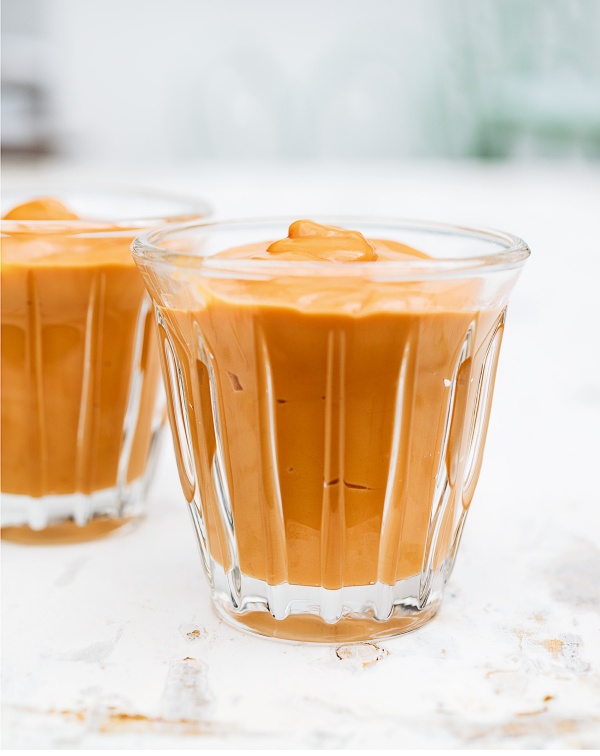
[[267, 219, 377, 262], [3, 197, 79, 221]]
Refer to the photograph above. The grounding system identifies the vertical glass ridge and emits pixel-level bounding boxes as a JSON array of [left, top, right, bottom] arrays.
[[446, 309, 507, 580], [74, 271, 105, 499], [159, 315, 196, 499], [320, 329, 347, 614], [375, 335, 414, 613], [439, 323, 474, 489], [255, 327, 289, 614], [26, 271, 48, 497], [116, 295, 151, 500], [418, 323, 474, 608], [462, 309, 506, 506], [157, 311, 227, 592], [196, 326, 242, 606]]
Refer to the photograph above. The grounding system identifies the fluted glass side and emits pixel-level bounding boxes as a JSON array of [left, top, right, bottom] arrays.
[[1, 263, 164, 536], [153, 299, 506, 641], [133, 217, 529, 642]]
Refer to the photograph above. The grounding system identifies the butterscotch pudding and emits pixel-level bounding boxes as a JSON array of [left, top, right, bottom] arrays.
[[132, 218, 529, 641], [1, 190, 209, 542]]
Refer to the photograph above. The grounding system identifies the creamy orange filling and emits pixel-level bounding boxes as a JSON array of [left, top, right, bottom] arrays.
[[152, 220, 503, 592]]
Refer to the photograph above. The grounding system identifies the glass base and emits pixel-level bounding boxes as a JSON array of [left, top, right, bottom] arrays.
[[209, 562, 445, 643], [1, 477, 148, 544], [1, 516, 136, 545]]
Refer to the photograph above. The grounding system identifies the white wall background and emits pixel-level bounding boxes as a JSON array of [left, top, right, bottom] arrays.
[[2, 0, 600, 163]]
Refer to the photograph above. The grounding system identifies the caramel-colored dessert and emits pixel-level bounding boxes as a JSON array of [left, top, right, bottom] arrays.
[[1, 199, 160, 509], [155, 221, 504, 608]]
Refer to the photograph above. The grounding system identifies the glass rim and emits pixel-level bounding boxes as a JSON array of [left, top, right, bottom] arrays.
[[131, 216, 531, 278], [1, 184, 212, 234]]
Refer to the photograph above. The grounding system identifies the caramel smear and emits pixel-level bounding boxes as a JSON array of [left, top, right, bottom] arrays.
[[267, 219, 378, 262], [2, 197, 80, 221]]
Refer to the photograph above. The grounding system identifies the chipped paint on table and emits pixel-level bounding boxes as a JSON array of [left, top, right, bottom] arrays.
[[2, 163, 600, 749]]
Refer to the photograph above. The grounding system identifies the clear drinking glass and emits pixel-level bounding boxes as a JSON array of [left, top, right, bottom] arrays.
[[1, 188, 210, 543], [132, 217, 529, 642]]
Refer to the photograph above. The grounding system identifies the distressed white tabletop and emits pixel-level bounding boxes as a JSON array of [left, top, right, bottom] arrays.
[[2, 161, 600, 749]]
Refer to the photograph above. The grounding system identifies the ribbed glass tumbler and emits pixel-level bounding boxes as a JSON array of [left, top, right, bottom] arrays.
[[1, 188, 210, 543], [132, 218, 529, 642]]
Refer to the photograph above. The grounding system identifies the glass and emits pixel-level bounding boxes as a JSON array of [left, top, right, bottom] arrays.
[[1, 187, 211, 543], [132, 217, 530, 642]]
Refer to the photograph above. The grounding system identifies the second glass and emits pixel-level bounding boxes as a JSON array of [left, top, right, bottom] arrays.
[[1, 188, 210, 542]]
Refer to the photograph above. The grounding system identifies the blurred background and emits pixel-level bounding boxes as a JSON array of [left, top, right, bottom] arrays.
[[2, 0, 600, 166]]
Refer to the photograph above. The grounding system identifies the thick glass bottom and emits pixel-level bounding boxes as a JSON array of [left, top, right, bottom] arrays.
[[209, 562, 446, 643], [1, 476, 148, 544], [1, 516, 136, 545]]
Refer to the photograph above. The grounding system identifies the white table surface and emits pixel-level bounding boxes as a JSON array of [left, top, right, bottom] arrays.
[[2, 160, 600, 750]]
